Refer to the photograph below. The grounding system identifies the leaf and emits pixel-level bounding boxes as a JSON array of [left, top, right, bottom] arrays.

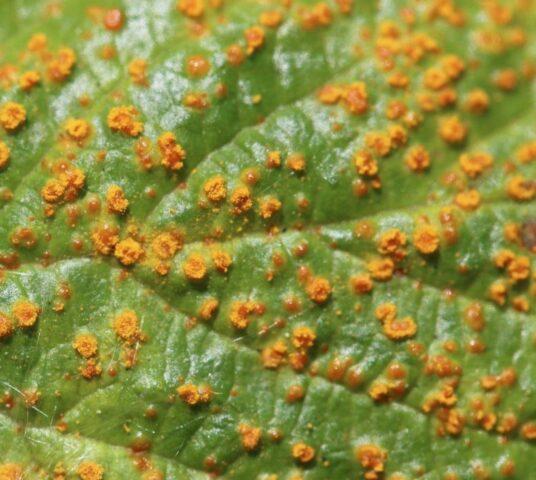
[[0, 0, 535, 479]]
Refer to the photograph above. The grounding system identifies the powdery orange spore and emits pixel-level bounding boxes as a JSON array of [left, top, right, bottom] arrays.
[[229, 300, 257, 329], [113, 310, 140, 342], [0, 313, 14, 339], [212, 249, 232, 273], [238, 423, 262, 451], [260, 11, 283, 28], [350, 273, 374, 294], [292, 326, 316, 349], [152, 232, 181, 260], [230, 186, 253, 214], [177, 383, 212, 405], [177, 0, 204, 18], [299, 2, 333, 30], [341, 82, 368, 115], [203, 176, 227, 202], [465, 89, 489, 113], [128, 58, 148, 86], [0, 102, 26, 132], [73, 334, 98, 358], [19, 70, 40, 91], [107, 105, 144, 137], [292, 442, 315, 463], [459, 152, 493, 178], [354, 150, 378, 177], [383, 316, 417, 340], [378, 229, 407, 255], [47, 48, 76, 83], [375, 302, 397, 322], [306, 276, 332, 304], [261, 340, 287, 369], [259, 197, 282, 219], [91, 225, 119, 255], [455, 189, 481, 211], [77, 461, 104, 480], [367, 258, 394, 281], [413, 225, 440, 254], [106, 185, 129, 214], [355, 444, 387, 479], [80, 358, 103, 380], [65, 118, 90, 141], [158, 132, 186, 171], [114, 238, 144, 265], [12, 300, 40, 328], [506, 175, 535, 201], [439, 115, 467, 144], [0, 141, 10, 170], [0, 463, 23, 480], [199, 298, 219, 320], [405, 145, 430, 172], [244, 26, 265, 55], [183, 253, 207, 280]]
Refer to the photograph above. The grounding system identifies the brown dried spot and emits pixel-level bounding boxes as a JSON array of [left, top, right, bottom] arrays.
[[521, 219, 536, 251]]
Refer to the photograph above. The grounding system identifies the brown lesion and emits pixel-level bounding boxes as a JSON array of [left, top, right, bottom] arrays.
[[521, 218, 536, 252]]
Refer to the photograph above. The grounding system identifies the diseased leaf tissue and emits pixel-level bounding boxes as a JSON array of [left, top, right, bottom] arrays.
[[0, 0, 535, 478]]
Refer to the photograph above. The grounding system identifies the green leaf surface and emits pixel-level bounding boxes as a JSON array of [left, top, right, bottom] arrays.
[[0, 0, 535, 479]]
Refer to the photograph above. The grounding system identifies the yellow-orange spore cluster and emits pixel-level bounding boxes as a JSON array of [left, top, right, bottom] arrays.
[[77, 461, 104, 480], [177, 383, 213, 405], [158, 132, 186, 171], [107, 105, 144, 137], [0, 102, 26, 132]]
